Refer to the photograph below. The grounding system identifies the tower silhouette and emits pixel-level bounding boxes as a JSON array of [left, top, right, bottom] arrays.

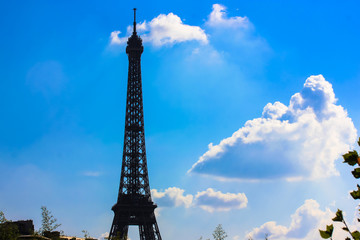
[[108, 9, 162, 240]]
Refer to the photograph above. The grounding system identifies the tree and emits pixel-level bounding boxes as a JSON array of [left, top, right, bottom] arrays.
[[319, 137, 360, 240], [212, 224, 227, 240], [0, 223, 19, 240], [82, 230, 90, 239], [0, 211, 19, 240], [0, 212, 6, 224], [39, 206, 61, 234]]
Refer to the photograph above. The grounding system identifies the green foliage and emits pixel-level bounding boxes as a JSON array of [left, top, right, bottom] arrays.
[[319, 224, 334, 239], [82, 229, 94, 239], [351, 185, 360, 200], [352, 231, 360, 240], [212, 224, 227, 240], [0, 211, 19, 240], [82, 230, 90, 238], [319, 137, 360, 240], [332, 210, 344, 222], [0, 212, 6, 224], [343, 150, 359, 166], [39, 206, 61, 234], [352, 168, 360, 179], [0, 223, 19, 240]]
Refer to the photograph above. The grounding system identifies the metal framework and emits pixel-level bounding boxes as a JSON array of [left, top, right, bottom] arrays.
[[109, 9, 162, 240]]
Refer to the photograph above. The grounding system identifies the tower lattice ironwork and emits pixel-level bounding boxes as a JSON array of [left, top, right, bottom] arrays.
[[109, 9, 162, 240]]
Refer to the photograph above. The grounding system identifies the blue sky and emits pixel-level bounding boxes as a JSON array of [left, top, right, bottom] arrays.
[[1, 1, 360, 239]]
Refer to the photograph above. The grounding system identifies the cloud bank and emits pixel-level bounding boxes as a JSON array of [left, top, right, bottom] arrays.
[[110, 3, 253, 48], [151, 187, 247, 212], [110, 13, 208, 47], [245, 199, 357, 240], [246, 199, 332, 240], [189, 75, 357, 181]]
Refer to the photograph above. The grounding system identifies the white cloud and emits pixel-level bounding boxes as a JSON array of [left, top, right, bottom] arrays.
[[207, 4, 249, 28], [110, 30, 127, 45], [143, 13, 208, 46], [262, 102, 288, 119], [194, 188, 248, 212], [151, 187, 193, 208], [246, 199, 354, 240], [110, 13, 208, 47], [204, 3, 270, 75], [108, 3, 268, 72], [151, 187, 247, 212], [189, 75, 357, 181], [248, 222, 288, 240]]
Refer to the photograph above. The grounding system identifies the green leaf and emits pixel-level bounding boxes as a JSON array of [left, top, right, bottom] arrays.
[[358, 137, 360, 147], [351, 185, 360, 200], [326, 224, 334, 234], [346, 238, 351, 240], [319, 225, 333, 239], [332, 209, 344, 222], [343, 150, 359, 166], [319, 230, 331, 239], [352, 231, 360, 240], [352, 168, 360, 178]]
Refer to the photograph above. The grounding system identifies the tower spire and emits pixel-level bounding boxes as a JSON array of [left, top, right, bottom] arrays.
[[133, 8, 137, 34]]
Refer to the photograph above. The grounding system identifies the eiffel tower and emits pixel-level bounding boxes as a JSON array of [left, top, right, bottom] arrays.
[[108, 9, 162, 240]]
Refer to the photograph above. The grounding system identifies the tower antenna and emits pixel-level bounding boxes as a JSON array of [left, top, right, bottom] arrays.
[[133, 8, 137, 34]]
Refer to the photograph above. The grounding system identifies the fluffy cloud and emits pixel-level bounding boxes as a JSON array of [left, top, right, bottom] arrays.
[[110, 30, 127, 45], [246, 199, 354, 240], [151, 187, 247, 212], [110, 13, 208, 47], [206, 4, 249, 28], [151, 187, 193, 208], [189, 75, 357, 181], [194, 188, 248, 212]]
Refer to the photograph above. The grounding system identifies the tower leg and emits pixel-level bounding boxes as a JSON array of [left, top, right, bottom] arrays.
[[139, 223, 161, 240], [109, 221, 128, 240]]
